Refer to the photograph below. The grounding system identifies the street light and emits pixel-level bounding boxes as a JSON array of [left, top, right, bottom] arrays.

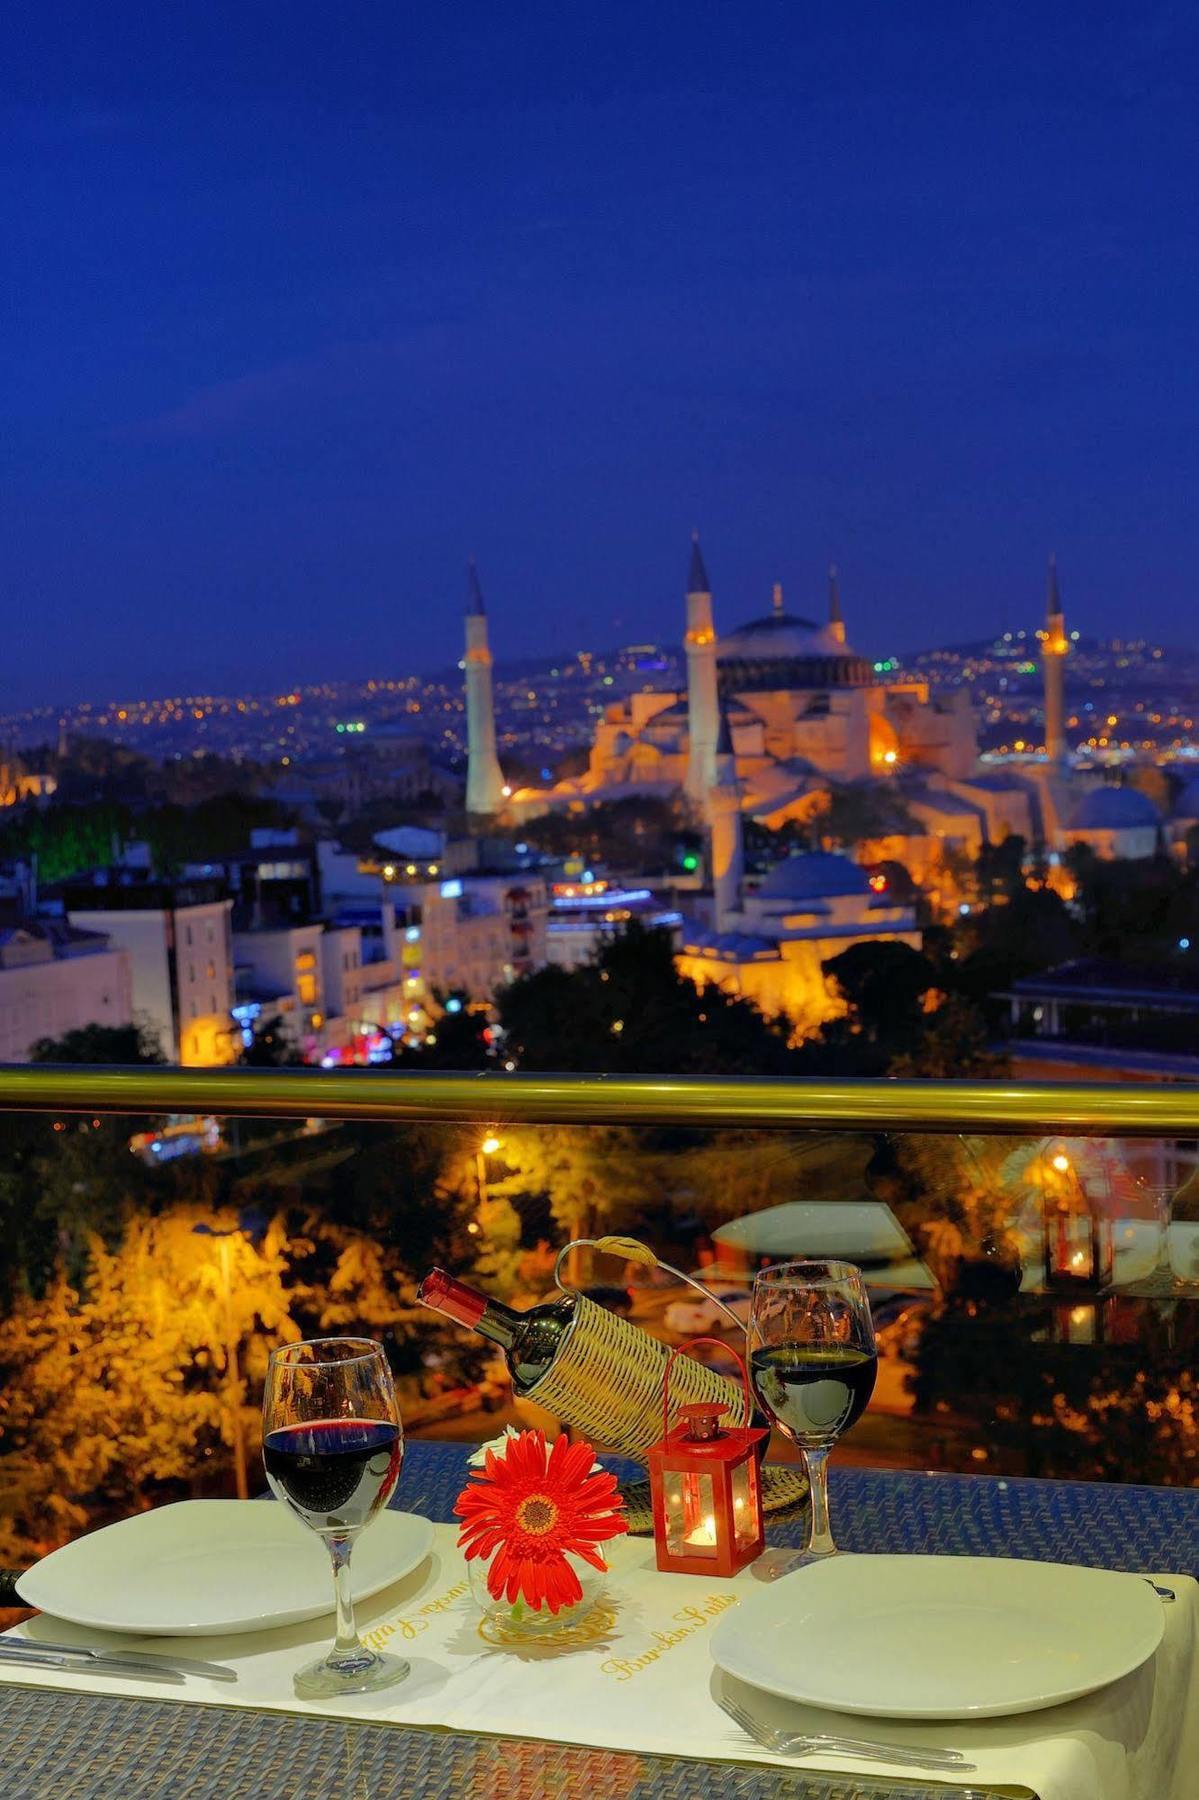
[[193, 1222, 249, 1501], [475, 1132, 503, 1210]]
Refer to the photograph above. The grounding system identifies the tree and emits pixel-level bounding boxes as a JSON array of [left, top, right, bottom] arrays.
[[0, 1022, 168, 1300], [0, 1204, 299, 1560], [910, 1298, 1198, 1484], [822, 940, 936, 1050], [0, 802, 131, 884], [29, 1023, 163, 1067], [889, 997, 1010, 1081], [484, 1126, 660, 1256], [394, 1002, 491, 1069], [813, 783, 915, 850], [952, 885, 1081, 1026], [975, 834, 1027, 904], [498, 922, 800, 1075], [516, 796, 691, 872], [240, 1015, 305, 1067]]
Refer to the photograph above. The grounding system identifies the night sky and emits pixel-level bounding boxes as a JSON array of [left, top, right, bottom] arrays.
[[4, 4, 1197, 710]]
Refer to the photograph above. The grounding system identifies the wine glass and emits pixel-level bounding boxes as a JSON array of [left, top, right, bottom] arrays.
[[263, 1337, 409, 1698], [748, 1261, 877, 1562]]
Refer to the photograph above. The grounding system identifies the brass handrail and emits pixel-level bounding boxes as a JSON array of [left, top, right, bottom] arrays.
[[0, 1064, 1194, 1134]]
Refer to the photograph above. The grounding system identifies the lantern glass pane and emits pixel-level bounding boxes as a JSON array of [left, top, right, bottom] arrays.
[[1048, 1213, 1097, 1282], [732, 1457, 759, 1548], [665, 1469, 717, 1558]]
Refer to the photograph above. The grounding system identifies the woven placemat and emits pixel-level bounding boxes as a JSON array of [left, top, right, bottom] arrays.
[[619, 1463, 808, 1535]]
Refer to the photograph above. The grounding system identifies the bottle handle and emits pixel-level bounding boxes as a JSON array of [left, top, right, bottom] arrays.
[[553, 1236, 747, 1337], [662, 1336, 754, 1439]]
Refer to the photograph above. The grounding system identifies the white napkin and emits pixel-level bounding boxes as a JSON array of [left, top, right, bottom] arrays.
[[2, 1525, 1194, 1800]]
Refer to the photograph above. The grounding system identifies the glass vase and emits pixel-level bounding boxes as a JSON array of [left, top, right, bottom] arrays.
[[468, 1549, 607, 1641]]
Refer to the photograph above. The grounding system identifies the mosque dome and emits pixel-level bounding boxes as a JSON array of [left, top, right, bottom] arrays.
[[755, 852, 872, 902], [1068, 787, 1162, 831], [716, 578, 873, 693], [718, 611, 847, 662]]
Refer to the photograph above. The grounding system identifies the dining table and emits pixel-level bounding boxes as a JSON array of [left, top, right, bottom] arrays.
[[0, 1437, 1195, 1800]]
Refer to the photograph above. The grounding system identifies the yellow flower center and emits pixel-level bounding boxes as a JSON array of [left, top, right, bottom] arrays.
[[515, 1493, 559, 1536]]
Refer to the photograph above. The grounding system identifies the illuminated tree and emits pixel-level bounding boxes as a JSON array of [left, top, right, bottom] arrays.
[[483, 1126, 656, 1255], [0, 1203, 299, 1559]]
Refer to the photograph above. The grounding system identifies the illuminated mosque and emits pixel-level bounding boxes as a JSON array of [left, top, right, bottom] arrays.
[[474, 543, 1171, 894], [519, 538, 977, 829], [461, 545, 1177, 1031]]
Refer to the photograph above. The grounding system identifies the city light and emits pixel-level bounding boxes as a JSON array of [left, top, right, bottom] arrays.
[[480, 1134, 502, 1156], [1051, 1154, 1071, 1173]]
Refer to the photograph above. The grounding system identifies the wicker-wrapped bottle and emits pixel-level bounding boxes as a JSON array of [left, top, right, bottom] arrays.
[[415, 1274, 741, 1454], [419, 1269, 748, 1457]]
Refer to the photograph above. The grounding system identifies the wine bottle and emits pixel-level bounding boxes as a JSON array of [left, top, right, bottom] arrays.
[[418, 1268, 578, 1392], [417, 1264, 760, 1463]]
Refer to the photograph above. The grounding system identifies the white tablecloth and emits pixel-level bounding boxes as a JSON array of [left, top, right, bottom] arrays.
[[3, 1524, 1196, 1800]]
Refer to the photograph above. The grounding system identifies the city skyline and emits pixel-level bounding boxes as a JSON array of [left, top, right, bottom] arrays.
[[1, 546, 1194, 724], [6, 5, 1199, 705]]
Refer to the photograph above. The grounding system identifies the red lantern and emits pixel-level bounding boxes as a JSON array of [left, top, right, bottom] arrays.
[[646, 1337, 767, 1577]]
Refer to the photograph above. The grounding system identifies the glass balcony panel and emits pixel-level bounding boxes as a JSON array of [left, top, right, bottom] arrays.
[[0, 1073, 1194, 1579]]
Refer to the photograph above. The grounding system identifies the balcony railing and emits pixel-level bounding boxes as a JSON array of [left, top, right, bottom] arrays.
[[1, 1065, 1198, 1133]]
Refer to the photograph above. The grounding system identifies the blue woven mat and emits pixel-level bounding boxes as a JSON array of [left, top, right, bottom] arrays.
[[401, 1439, 1199, 1574], [0, 1440, 1194, 1799]]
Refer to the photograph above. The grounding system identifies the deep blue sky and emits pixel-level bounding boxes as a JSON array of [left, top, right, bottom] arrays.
[[4, 3, 1197, 709]]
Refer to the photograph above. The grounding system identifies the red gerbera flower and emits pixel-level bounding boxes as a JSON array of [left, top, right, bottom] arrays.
[[454, 1430, 627, 1615]]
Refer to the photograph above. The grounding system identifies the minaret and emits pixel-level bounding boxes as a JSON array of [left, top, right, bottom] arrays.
[[828, 564, 846, 647], [1042, 553, 1068, 766], [463, 559, 505, 817], [684, 533, 720, 813], [771, 581, 784, 616], [709, 704, 744, 932]]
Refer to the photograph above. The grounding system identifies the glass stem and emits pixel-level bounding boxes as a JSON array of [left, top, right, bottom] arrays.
[[329, 1533, 366, 1659], [804, 1446, 836, 1557]]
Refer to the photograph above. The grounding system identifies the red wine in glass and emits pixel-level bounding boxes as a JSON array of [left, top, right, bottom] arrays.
[[263, 1337, 410, 1699], [264, 1420, 402, 1531]]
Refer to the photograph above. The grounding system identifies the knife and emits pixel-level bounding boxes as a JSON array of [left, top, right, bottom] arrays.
[[0, 1638, 236, 1681]]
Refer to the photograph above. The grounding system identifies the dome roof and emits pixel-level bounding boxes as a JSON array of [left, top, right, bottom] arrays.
[[1069, 787, 1162, 831], [756, 852, 871, 902], [719, 612, 848, 661]]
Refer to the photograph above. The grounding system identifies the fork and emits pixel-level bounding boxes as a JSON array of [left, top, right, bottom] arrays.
[[718, 1692, 977, 1772]]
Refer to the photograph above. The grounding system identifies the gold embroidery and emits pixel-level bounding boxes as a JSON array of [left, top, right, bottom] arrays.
[[363, 1577, 471, 1648], [599, 1594, 736, 1680]]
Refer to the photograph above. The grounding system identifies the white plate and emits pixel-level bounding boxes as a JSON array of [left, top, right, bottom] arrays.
[[1169, 1221, 1199, 1281], [711, 1554, 1164, 1719], [17, 1502, 434, 1637], [1112, 1218, 1164, 1284], [714, 1201, 914, 1263]]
